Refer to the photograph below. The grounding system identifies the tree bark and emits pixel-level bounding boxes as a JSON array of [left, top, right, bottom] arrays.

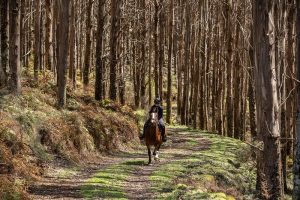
[[109, 0, 121, 100], [166, 0, 173, 124], [45, 0, 53, 71], [8, 0, 21, 94], [95, 0, 105, 101], [0, 0, 8, 87], [69, 0, 76, 88], [34, 0, 41, 81], [83, 0, 93, 89], [293, 0, 300, 198], [56, 0, 70, 108], [253, 1, 283, 199]]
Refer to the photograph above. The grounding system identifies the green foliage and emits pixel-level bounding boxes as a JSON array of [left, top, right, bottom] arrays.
[[134, 109, 147, 128]]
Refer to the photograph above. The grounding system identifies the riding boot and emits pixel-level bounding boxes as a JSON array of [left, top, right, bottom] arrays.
[[162, 127, 167, 142], [139, 130, 145, 140]]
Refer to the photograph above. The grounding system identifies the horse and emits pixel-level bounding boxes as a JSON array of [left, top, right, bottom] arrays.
[[144, 112, 163, 165]]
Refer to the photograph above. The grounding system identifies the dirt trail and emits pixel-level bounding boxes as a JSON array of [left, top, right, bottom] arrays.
[[29, 157, 124, 200], [29, 128, 210, 200], [124, 128, 210, 200]]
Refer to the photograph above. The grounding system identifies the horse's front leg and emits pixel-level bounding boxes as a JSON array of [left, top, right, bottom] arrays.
[[147, 146, 152, 165]]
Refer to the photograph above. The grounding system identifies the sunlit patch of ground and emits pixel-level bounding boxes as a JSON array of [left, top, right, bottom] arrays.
[[81, 128, 258, 200]]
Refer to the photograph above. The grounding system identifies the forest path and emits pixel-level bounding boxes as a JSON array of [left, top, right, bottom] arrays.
[[29, 127, 211, 199], [123, 128, 211, 200]]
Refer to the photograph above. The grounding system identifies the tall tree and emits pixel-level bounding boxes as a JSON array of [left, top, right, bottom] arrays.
[[45, 0, 53, 70], [69, 0, 76, 88], [8, 0, 21, 94], [293, 0, 300, 198], [56, 0, 70, 108], [83, 0, 93, 89], [34, 0, 41, 81], [0, 0, 8, 87], [166, 0, 173, 124], [95, 0, 105, 101], [253, 0, 283, 199], [109, 0, 121, 100]]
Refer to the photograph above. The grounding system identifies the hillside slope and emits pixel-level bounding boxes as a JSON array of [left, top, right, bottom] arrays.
[[0, 80, 139, 199]]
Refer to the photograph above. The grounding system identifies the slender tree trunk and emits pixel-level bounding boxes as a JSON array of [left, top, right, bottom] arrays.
[[69, 0, 76, 88], [181, 1, 190, 125], [45, 0, 53, 70], [158, 0, 164, 99], [95, 0, 105, 101], [57, 0, 70, 108], [9, 0, 21, 94], [249, 28, 257, 140], [34, 0, 41, 81], [140, 0, 146, 108], [166, 0, 173, 124], [225, 0, 233, 137], [109, 0, 120, 100], [154, 1, 159, 97], [83, 0, 93, 89], [0, 0, 8, 87]]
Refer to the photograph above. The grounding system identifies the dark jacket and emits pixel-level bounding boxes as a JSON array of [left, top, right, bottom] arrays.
[[149, 104, 163, 120]]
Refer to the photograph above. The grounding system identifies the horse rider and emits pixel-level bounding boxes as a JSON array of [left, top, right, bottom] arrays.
[[140, 97, 167, 142]]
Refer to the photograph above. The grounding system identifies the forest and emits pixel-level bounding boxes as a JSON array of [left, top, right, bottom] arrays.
[[1, 0, 300, 199]]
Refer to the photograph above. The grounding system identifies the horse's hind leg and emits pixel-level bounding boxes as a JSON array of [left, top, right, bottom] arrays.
[[147, 146, 152, 165], [153, 146, 160, 161]]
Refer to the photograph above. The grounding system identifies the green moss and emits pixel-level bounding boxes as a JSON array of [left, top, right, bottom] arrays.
[[81, 160, 145, 199], [149, 128, 256, 200]]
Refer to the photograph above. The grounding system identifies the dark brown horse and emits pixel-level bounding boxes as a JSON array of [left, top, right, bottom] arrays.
[[144, 112, 163, 165]]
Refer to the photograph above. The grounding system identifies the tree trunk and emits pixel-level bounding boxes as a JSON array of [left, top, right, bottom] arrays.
[[109, 0, 121, 101], [154, 1, 159, 97], [293, 0, 300, 198], [95, 0, 105, 101], [0, 0, 8, 87], [83, 0, 93, 89], [69, 0, 76, 88], [166, 0, 173, 124], [45, 0, 53, 70], [253, 1, 283, 199], [56, 0, 70, 108], [225, 0, 233, 137], [8, 0, 21, 94], [34, 0, 41, 81]]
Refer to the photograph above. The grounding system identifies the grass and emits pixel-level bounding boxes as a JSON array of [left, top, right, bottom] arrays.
[[81, 160, 145, 199], [80, 127, 258, 200], [149, 129, 257, 200]]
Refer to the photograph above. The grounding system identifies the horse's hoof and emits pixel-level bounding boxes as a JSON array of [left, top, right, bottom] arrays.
[[148, 163, 153, 166]]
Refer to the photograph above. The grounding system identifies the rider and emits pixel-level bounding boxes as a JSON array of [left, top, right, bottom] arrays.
[[139, 97, 167, 142]]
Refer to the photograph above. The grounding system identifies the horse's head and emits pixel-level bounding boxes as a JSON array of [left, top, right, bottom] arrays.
[[149, 112, 158, 124]]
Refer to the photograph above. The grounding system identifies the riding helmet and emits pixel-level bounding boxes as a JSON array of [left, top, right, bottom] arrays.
[[154, 97, 161, 104]]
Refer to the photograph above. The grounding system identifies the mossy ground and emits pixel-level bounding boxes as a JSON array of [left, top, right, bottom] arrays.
[[150, 130, 256, 200], [81, 128, 258, 200], [81, 160, 145, 199]]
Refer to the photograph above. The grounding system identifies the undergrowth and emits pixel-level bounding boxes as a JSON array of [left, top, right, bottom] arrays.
[[0, 78, 139, 198]]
